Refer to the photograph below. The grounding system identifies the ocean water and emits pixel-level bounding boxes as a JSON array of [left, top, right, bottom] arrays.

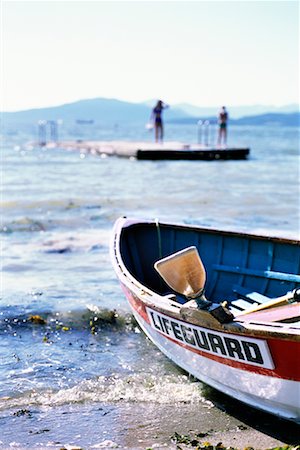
[[1, 123, 300, 449]]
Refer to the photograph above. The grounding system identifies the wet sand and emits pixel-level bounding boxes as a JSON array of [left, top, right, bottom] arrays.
[[2, 394, 299, 449]]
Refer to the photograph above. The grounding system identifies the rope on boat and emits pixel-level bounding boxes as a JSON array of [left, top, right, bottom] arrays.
[[155, 218, 162, 260], [155, 218, 165, 292]]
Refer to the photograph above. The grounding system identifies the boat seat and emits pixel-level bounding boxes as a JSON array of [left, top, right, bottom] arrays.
[[230, 299, 258, 316], [231, 299, 255, 311], [230, 296, 268, 315], [232, 284, 270, 304], [230, 306, 245, 315]]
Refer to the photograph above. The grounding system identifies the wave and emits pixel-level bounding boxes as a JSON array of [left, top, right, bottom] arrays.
[[1, 216, 49, 233], [0, 372, 210, 411], [0, 199, 114, 234], [2, 229, 110, 263], [1, 215, 105, 234], [1, 199, 103, 212]]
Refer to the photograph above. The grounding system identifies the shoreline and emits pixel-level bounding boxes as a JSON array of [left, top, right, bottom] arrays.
[[1, 399, 298, 450]]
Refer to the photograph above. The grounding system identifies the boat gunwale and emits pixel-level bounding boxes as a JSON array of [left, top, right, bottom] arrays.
[[117, 216, 300, 245]]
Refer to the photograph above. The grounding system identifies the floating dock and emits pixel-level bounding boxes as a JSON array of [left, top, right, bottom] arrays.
[[136, 147, 249, 160], [52, 140, 250, 160]]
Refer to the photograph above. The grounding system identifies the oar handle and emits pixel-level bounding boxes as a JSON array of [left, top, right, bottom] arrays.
[[238, 288, 300, 316], [276, 288, 300, 303]]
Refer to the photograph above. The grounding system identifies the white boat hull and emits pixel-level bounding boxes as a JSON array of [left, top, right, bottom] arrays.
[[130, 300, 300, 422]]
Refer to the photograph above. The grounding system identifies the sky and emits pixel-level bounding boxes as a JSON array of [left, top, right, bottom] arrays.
[[1, 0, 299, 112]]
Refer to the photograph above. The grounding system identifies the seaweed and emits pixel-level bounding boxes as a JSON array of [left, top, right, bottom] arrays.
[[28, 314, 47, 325], [169, 432, 300, 450], [13, 409, 32, 417]]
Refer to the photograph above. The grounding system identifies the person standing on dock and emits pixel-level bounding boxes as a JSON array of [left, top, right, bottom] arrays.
[[217, 106, 228, 147], [151, 100, 169, 143]]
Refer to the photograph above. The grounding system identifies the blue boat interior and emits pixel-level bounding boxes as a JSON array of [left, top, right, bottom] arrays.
[[119, 222, 300, 309]]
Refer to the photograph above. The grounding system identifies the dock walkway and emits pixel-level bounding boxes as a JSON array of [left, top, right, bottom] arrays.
[[50, 140, 250, 160], [56, 140, 192, 157]]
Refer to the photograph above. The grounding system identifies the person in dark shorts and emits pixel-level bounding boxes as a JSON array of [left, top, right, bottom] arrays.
[[217, 106, 228, 147], [151, 100, 169, 143]]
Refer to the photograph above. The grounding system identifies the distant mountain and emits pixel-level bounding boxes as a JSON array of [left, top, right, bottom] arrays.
[[173, 103, 299, 118], [2, 97, 189, 126], [233, 112, 300, 127], [169, 112, 300, 127], [2, 98, 299, 130]]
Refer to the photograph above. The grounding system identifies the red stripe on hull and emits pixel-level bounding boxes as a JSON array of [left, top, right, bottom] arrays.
[[123, 285, 300, 382]]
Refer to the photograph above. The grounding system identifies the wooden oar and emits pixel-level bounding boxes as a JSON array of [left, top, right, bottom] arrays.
[[154, 246, 206, 299], [237, 288, 300, 316]]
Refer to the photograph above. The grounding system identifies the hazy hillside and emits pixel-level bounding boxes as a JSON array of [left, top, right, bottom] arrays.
[[233, 112, 300, 126], [2, 98, 189, 125], [173, 103, 299, 118], [169, 112, 300, 127], [2, 98, 299, 132]]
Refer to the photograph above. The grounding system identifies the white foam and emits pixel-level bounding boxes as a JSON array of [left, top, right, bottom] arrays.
[[0, 373, 212, 411]]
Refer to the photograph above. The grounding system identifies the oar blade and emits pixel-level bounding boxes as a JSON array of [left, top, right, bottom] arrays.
[[154, 246, 206, 298]]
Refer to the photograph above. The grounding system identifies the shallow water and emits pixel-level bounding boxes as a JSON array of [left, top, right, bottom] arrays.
[[1, 123, 299, 448]]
